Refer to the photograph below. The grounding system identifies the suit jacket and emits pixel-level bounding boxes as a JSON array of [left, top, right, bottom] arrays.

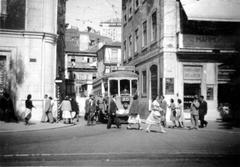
[[85, 99, 96, 113], [109, 99, 118, 116], [199, 100, 208, 116], [44, 99, 51, 113]]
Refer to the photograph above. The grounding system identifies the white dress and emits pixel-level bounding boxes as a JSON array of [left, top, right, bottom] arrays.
[[146, 100, 161, 125]]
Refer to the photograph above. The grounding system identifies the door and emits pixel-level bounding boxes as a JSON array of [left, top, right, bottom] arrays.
[[184, 83, 201, 112]]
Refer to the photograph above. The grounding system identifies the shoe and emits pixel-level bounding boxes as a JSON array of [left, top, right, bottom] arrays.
[[145, 129, 150, 133], [127, 126, 131, 130], [138, 127, 143, 130], [205, 122, 208, 127]]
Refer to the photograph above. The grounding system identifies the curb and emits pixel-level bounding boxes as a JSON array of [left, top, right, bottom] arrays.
[[0, 123, 76, 133], [1, 152, 239, 161]]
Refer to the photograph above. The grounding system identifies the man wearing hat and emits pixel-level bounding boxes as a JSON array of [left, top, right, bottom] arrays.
[[85, 93, 96, 125]]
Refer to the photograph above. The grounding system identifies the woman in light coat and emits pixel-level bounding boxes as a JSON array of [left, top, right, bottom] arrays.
[[145, 95, 166, 133], [59, 96, 72, 124]]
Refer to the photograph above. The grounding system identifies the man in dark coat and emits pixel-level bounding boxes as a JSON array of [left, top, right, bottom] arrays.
[[70, 96, 80, 122], [85, 94, 96, 125], [199, 95, 208, 128], [107, 95, 120, 129]]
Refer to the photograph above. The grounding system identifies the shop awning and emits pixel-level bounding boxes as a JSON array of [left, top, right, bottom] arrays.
[[180, 0, 240, 22]]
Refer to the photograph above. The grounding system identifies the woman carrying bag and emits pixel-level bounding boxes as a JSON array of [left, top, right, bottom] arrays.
[[145, 95, 166, 133]]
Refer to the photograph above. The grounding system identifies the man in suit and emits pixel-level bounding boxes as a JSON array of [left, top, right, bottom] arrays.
[[199, 95, 208, 128], [86, 94, 96, 125], [107, 95, 120, 129]]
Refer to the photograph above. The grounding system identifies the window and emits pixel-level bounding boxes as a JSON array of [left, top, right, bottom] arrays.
[[0, 0, 26, 29], [111, 48, 118, 63], [120, 80, 130, 94], [124, 15, 127, 23], [129, 0, 133, 18], [132, 80, 137, 96], [142, 71, 147, 95], [207, 85, 214, 100], [129, 35, 133, 58], [151, 11, 157, 42], [142, 21, 147, 47], [134, 29, 139, 53], [123, 40, 127, 61], [135, 0, 139, 9], [165, 78, 174, 95], [110, 80, 118, 95]]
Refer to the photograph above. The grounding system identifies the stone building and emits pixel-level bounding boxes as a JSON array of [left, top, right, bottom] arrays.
[[65, 28, 113, 97], [0, 0, 59, 121], [122, 0, 240, 120]]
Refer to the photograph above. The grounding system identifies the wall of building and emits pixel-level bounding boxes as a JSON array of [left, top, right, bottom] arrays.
[[0, 0, 58, 121]]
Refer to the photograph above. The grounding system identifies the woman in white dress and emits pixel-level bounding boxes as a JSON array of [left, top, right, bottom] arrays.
[[176, 99, 185, 128], [145, 95, 166, 133], [59, 96, 72, 124]]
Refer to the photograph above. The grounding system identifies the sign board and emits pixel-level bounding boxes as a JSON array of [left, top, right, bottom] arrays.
[[179, 34, 236, 50], [183, 66, 202, 80], [218, 69, 235, 81], [111, 66, 135, 72]]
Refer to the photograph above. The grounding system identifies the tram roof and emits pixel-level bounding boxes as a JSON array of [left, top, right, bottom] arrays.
[[103, 71, 138, 79]]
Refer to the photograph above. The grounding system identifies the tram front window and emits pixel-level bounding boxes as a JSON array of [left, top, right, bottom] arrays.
[[120, 79, 130, 94], [110, 80, 118, 95], [132, 80, 137, 95]]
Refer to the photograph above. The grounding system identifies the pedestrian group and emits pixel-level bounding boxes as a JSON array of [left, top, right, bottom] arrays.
[[21, 92, 208, 132]]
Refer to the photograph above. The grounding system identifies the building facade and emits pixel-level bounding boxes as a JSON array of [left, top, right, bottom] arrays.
[[122, 0, 240, 120], [96, 42, 122, 78], [0, 0, 58, 121], [65, 28, 113, 98], [99, 18, 122, 42]]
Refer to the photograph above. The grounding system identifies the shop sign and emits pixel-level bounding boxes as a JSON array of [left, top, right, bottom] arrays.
[[179, 34, 236, 49], [218, 69, 235, 81], [183, 66, 202, 80], [111, 66, 135, 72]]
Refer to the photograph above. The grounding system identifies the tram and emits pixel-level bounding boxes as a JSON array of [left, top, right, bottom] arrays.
[[93, 66, 138, 122]]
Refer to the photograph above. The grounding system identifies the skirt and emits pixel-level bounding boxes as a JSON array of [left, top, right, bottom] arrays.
[[62, 110, 72, 119], [128, 114, 141, 124], [146, 111, 161, 125]]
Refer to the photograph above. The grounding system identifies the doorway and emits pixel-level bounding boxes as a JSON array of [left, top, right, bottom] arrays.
[[184, 83, 201, 111], [218, 84, 232, 104]]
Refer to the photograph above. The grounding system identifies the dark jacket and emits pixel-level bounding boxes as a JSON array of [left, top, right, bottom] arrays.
[[199, 100, 208, 116], [25, 100, 34, 109], [71, 99, 79, 114], [109, 99, 118, 116], [85, 99, 96, 113]]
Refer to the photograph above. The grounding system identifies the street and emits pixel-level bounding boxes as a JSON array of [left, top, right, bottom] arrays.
[[0, 120, 240, 166]]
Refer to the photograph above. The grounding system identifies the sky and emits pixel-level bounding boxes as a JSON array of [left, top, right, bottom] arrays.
[[66, 0, 121, 31]]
